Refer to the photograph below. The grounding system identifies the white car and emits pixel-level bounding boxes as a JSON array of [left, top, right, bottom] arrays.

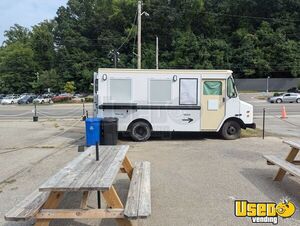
[[33, 95, 52, 104], [1, 96, 20, 104]]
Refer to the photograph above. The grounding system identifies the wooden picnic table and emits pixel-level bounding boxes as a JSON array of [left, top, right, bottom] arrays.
[[264, 140, 300, 181], [5, 145, 151, 226]]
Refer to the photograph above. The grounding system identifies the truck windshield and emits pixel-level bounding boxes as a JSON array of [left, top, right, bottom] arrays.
[[227, 77, 237, 98]]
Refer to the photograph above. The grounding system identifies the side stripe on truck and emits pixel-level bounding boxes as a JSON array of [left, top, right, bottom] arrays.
[[99, 104, 201, 110]]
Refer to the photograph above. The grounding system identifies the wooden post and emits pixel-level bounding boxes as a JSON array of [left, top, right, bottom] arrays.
[[80, 191, 89, 209], [122, 155, 134, 179], [102, 186, 132, 226], [35, 192, 64, 226]]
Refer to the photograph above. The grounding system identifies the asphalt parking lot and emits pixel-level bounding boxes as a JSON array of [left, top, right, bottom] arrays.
[[0, 93, 300, 225], [241, 93, 300, 137], [0, 120, 300, 225]]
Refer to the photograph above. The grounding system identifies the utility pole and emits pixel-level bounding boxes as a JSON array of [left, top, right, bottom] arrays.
[[156, 36, 159, 69], [137, 0, 142, 69]]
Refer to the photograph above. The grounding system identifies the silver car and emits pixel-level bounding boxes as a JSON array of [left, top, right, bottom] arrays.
[[268, 93, 300, 103]]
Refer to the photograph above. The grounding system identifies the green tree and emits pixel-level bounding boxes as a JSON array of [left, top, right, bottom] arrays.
[[64, 81, 76, 93], [1, 0, 300, 94], [31, 21, 56, 71], [3, 24, 31, 45], [31, 69, 62, 93], [0, 42, 37, 93]]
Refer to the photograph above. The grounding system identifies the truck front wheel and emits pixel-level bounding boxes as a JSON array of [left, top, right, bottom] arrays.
[[221, 121, 241, 140], [130, 121, 151, 142]]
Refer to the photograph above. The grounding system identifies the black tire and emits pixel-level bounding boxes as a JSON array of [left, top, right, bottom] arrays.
[[276, 98, 282, 103], [221, 121, 241, 140], [129, 121, 151, 142], [41, 100, 44, 104], [297, 99, 300, 103]]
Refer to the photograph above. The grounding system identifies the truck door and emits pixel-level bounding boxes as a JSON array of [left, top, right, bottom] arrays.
[[201, 79, 226, 130]]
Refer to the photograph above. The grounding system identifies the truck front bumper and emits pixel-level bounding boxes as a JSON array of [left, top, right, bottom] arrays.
[[245, 123, 256, 129]]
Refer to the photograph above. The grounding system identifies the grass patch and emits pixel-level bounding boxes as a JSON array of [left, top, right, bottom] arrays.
[[256, 96, 269, 100], [241, 128, 263, 138]]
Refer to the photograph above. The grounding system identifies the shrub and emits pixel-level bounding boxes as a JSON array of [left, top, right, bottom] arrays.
[[84, 97, 93, 102], [273, 93, 282, 97], [52, 96, 72, 103]]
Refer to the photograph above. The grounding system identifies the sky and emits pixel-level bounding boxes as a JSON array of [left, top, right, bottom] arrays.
[[0, 0, 68, 43]]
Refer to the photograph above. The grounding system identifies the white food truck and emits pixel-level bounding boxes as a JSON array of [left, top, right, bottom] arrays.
[[94, 69, 255, 141]]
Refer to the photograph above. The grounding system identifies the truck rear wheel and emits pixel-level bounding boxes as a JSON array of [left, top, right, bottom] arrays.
[[221, 121, 241, 140], [130, 121, 151, 142]]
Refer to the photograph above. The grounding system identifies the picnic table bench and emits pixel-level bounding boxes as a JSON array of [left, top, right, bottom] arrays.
[[263, 140, 300, 181], [5, 145, 151, 226]]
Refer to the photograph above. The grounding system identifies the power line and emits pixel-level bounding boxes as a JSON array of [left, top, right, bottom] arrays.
[[116, 9, 138, 51]]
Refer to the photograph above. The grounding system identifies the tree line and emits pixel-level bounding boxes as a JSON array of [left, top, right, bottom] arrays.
[[0, 0, 299, 93]]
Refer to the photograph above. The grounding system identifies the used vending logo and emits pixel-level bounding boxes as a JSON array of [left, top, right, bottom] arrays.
[[234, 199, 296, 224]]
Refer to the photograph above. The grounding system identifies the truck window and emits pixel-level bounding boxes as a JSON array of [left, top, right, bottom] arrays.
[[150, 80, 172, 103], [110, 79, 132, 102], [203, 81, 222, 95], [227, 77, 237, 98], [179, 78, 198, 105]]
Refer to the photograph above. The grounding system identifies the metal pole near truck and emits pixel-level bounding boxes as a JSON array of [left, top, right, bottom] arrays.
[[33, 103, 38, 122], [156, 36, 159, 69], [262, 108, 266, 139], [95, 142, 101, 208]]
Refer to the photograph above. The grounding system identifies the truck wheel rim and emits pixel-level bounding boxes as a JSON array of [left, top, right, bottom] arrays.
[[135, 126, 147, 138], [227, 126, 236, 135]]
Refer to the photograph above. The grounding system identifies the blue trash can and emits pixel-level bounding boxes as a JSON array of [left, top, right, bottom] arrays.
[[85, 118, 101, 146]]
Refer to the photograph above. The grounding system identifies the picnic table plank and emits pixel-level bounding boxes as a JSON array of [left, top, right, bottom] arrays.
[[39, 145, 129, 192], [98, 146, 129, 189], [124, 162, 142, 217], [263, 155, 300, 180], [138, 161, 151, 217], [80, 147, 121, 189], [69, 146, 117, 190], [39, 147, 95, 191], [125, 161, 151, 218], [283, 140, 300, 150], [5, 190, 50, 221]]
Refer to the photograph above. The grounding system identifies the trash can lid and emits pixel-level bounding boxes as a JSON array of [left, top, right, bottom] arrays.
[[86, 118, 101, 122]]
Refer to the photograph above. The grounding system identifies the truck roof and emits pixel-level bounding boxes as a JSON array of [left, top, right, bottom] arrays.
[[98, 68, 233, 74]]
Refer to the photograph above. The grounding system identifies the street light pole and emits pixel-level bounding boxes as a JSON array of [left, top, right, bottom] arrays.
[[137, 0, 142, 69]]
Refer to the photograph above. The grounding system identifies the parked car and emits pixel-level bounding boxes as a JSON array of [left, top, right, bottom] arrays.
[[51, 94, 72, 103], [1, 95, 20, 104], [33, 95, 52, 104], [268, 93, 300, 103], [18, 95, 36, 104], [0, 94, 6, 104], [287, 87, 300, 93]]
